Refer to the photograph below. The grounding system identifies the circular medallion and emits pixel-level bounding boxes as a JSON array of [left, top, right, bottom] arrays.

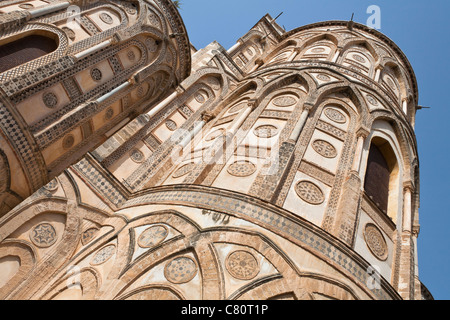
[[164, 256, 197, 284], [145, 38, 158, 52], [62, 27, 75, 41], [130, 149, 145, 163], [225, 250, 260, 280], [91, 68, 102, 81], [138, 225, 168, 248], [165, 119, 177, 131], [312, 47, 326, 53], [352, 54, 366, 63], [195, 93, 206, 104], [99, 12, 114, 24], [30, 223, 57, 248], [43, 92, 58, 109], [272, 96, 297, 107], [172, 163, 196, 178], [317, 74, 331, 81], [43, 178, 58, 192], [81, 228, 98, 246], [324, 108, 346, 124], [246, 48, 254, 56], [19, 3, 34, 9], [104, 107, 114, 121], [253, 125, 278, 138], [147, 12, 161, 28], [127, 50, 136, 61], [91, 244, 116, 265], [62, 134, 75, 150], [227, 161, 256, 177], [364, 224, 388, 261], [366, 94, 378, 106], [121, 2, 137, 15], [228, 102, 246, 114], [205, 129, 225, 142], [295, 181, 325, 205], [312, 139, 337, 158]]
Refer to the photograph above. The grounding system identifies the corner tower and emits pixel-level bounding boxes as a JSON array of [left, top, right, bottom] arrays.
[[0, 12, 429, 300]]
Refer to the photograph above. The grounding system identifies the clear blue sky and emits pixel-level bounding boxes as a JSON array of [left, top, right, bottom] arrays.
[[177, 0, 450, 300]]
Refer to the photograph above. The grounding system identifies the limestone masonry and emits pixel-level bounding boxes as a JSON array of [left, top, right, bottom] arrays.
[[0, 0, 433, 300]]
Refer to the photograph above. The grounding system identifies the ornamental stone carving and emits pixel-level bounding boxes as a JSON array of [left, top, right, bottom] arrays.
[[164, 256, 198, 284], [43, 178, 58, 191], [364, 224, 388, 261], [104, 107, 114, 120], [272, 96, 297, 107], [30, 223, 57, 248], [43, 92, 58, 109], [253, 125, 278, 138], [165, 119, 177, 131], [130, 149, 145, 163], [138, 225, 168, 248], [91, 68, 103, 81], [173, 163, 196, 178], [99, 13, 114, 25], [312, 139, 338, 158], [227, 161, 256, 177], [324, 108, 346, 124], [295, 181, 325, 205], [225, 250, 260, 280], [81, 228, 99, 246], [62, 134, 75, 150], [91, 244, 116, 265]]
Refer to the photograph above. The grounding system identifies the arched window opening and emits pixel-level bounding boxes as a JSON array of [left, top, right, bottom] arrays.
[[0, 33, 58, 74], [364, 137, 399, 222]]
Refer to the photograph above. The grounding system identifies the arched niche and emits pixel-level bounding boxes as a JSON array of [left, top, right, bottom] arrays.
[[0, 31, 59, 74], [297, 35, 338, 61], [361, 122, 404, 224], [340, 42, 377, 78]]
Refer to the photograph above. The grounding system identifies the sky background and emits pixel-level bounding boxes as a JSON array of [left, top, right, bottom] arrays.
[[177, 0, 450, 300]]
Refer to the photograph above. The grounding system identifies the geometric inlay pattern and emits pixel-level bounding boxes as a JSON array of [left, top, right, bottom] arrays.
[[324, 108, 346, 124], [253, 125, 278, 138], [29, 223, 57, 248], [81, 228, 99, 246], [172, 163, 196, 179], [225, 250, 260, 280], [312, 139, 338, 158], [227, 161, 256, 177], [43, 92, 58, 109], [130, 149, 145, 163], [90, 244, 116, 266], [164, 256, 198, 284], [295, 181, 325, 205], [137, 225, 168, 248], [364, 224, 388, 261], [272, 96, 297, 107]]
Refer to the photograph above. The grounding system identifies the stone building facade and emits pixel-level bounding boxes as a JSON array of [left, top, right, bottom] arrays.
[[0, 0, 432, 300]]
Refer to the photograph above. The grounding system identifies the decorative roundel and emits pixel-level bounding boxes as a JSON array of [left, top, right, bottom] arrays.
[[366, 94, 379, 106], [228, 102, 246, 114], [352, 54, 366, 63], [121, 2, 137, 15], [272, 96, 297, 107], [104, 107, 114, 121], [43, 92, 58, 109], [138, 225, 168, 248], [43, 178, 58, 192], [127, 50, 136, 61], [19, 3, 34, 9], [62, 134, 75, 150], [205, 129, 225, 142], [91, 244, 116, 266], [145, 38, 158, 52], [81, 228, 98, 246], [90, 68, 103, 81], [295, 181, 325, 205], [253, 125, 278, 138], [62, 27, 75, 41], [164, 256, 198, 284], [30, 223, 57, 248], [99, 12, 114, 24], [316, 74, 331, 81], [324, 108, 347, 124], [311, 47, 326, 53], [364, 224, 388, 261], [195, 92, 206, 104], [147, 12, 161, 28], [165, 119, 177, 131], [172, 163, 196, 179], [130, 149, 145, 163], [312, 139, 338, 159], [227, 161, 256, 177], [225, 250, 260, 280]]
